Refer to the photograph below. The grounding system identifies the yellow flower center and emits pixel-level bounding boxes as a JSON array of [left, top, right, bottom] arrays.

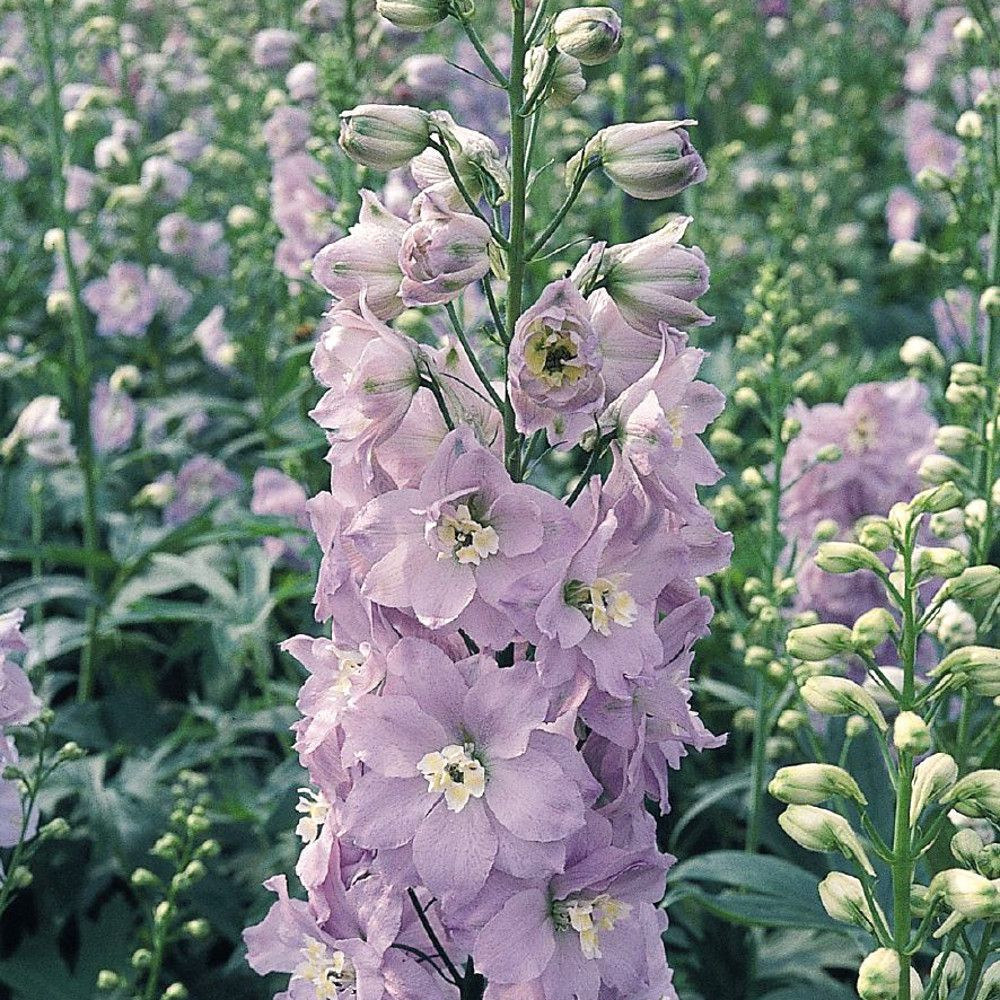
[[436, 503, 499, 565], [524, 322, 587, 387], [555, 894, 632, 960], [418, 743, 486, 813], [295, 939, 357, 998], [566, 574, 638, 636], [320, 640, 369, 698]]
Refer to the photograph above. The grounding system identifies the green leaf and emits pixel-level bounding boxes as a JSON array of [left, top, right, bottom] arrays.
[[0, 573, 99, 612], [669, 851, 839, 931]]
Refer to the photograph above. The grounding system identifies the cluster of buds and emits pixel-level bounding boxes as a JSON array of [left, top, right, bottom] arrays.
[[98, 772, 217, 1000]]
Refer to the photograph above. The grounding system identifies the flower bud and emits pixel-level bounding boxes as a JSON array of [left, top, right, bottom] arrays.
[[978, 844, 1000, 879], [553, 7, 623, 65], [163, 984, 189, 1000], [815, 541, 887, 575], [919, 455, 967, 486], [787, 624, 854, 660], [768, 763, 866, 806], [900, 336, 945, 369], [893, 711, 931, 755], [975, 963, 1000, 1000], [944, 770, 1000, 822], [777, 804, 874, 874], [914, 545, 966, 580], [852, 608, 895, 649], [132, 948, 153, 968], [573, 120, 707, 200], [951, 362, 983, 386], [911, 481, 965, 514], [97, 970, 122, 990], [951, 828, 986, 868], [816, 443, 843, 463], [525, 47, 586, 109], [930, 508, 966, 540], [801, 675, 889, 732], [858, 949, 923, 1000], [818, 872, 887, 935], [777, 709, 808, 732], [858, 518, 894, 551], [934, 601, 977, 649], [812, 518, 839, 542], [846, 714, 869, 738], [931, 953, 966, 998], [890, 240, 928, 266], [375, 0, 450, 29], [980, 286, 1000, 316], [953, 15, 984, 42], [939, 565, 1000, 602], [910, 753, 959, 823], [339, 104, 430, 169], [935, 425, 977, 454], [131, 867, 160, 888], [956, 110, 984, 140], [929, 868, 1000, 919]]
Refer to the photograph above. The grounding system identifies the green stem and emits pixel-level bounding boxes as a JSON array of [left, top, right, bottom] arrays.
[[34, 0, 102, 703], [456, 15, 508, 87], [444, 304, 504, 411], [960, 925, 995, 1000], [527, 160, 595, 259], [744, 673, 771, 854], [503, 0, 528, 482]]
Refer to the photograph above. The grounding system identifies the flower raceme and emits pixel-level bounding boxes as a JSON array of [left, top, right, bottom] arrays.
[[245, 6, 728, 998]]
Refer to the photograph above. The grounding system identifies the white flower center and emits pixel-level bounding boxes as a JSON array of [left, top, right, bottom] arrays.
[[567, 574, 638, 636], [295, 939, 357, 998], [664, 405, 685, 449], [554, 894, 632, 960], [418, 742, 486, 813], [295, 787, 330, 844], [320, 640, 369, 698], [435, 503, 499, 565]]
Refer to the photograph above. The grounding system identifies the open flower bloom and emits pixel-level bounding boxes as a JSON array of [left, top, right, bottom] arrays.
[[341, 640, 597, 905], [509, 279, 606, 447], [243, 874, 448, 1000], [398, 192, 493, 306], [504, 483, 687, 697], [346, 426, 576, 639], [309, 304, 424, 484], [313, 190, 409, 320], [82, 261, 158, 337], [472, 813, 674, 999]]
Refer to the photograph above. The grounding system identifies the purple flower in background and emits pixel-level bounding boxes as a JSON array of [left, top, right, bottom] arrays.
[[90, 379, 136, 455], [157, 212, 199, 256], [262, 104, 312, 159], [251, 467, 311, 565], [148, 265, 192, 323], [82, 262, 157, 337], [64, 166, 98, 213], [931, 287, 986, 355], [886, 186, 921, 242], [271, 152, 339, 279], [192, 306, 236, 370], [341, 639, 596, 904], [0, 146, 27, 183], [139, 155, 192, 201], [163, 455, 241, 525], [286, 61, 319, 101], [903, 100, 960, 177], [162, 129, 207, 163], [252, 28, 298, 68]]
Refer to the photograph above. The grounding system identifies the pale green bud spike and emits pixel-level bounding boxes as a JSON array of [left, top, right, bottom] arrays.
[[852, 608, 896, 650], [928, 868, 1000, 920], [815, 541, 887, 575], [950, 828, 986, 867]]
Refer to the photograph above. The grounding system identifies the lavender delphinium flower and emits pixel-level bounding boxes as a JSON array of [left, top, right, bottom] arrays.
[[90, 379, 137, 455], [781, 380, 938, 623], [163, 455, 241, 525], [82, 262, 158, 338], [251, 467, 311, 566]]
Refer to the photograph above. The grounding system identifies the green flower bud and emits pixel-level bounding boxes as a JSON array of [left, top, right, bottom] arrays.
[[815, 542, 887, 575], [919, 455, 967, 486], [974, 963, 1000, 1000], [183, 918, 210, 939], [777, 804, 874, 874], [910, 753, 959, 824], [852, 608, 896, 649], [935, 425, 978, 454], [911, 481, 965, 514], [818, 872, 887, 935], [914, 546, 966, 580], [950, 362, 984, 386], [744, 645, 771, 670], [911, 883, 931, 919], [816, 444, 842, 463], [132, 947, 153, 969], [776, 709, 808, 732], [890, 240, 928, 266], [524, 47, 586, 109], [858, 949, 923, 1000], [131, 867, 160, 888], [939, 565, 1000, 602], [953, 15, 984, 42], [956, 110, 984, 139], [163, 983, 189, 1000], [801, 675, 889, 732], [768, 763, 867, 806], [846, 714, 869, 738], [552, 7, 624, 65], [900, 336, 945, 369], [97, 970, 122, 990], [858, 518, 894, 551], [375, 0, 451, 30], [154, 901, 173, 926], [733, 707, 757, 732], [930, 953, 966, 999], [813, 518, 839, 542], [951, 828, 986, 868], [9, 865, 32, 890], [708, 427, 742, 459], [928, 868, 1000, 919], [339, 105, 431, 170], [980, 286, 1000, 316], [893, 711, 931, 755], [978, 844, 1000, 879], [944, 770, 1000, 822], [787, 624, 854, 661], [930, 508, 966, 540]]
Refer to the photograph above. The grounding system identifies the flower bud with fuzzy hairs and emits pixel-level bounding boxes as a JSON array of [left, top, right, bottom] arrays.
[[553, 7, 623, 65], [944, 770, 1000, 822], [339, 105, 430, 170]]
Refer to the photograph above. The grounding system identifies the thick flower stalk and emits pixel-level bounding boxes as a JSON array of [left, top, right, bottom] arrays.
[[245, 2, 730, 997]]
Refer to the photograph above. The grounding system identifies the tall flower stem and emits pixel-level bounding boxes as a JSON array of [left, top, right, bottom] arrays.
[[890, 527, 918, 1000], [503, 0, 529, 482], [34, 0, 102, 703]]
